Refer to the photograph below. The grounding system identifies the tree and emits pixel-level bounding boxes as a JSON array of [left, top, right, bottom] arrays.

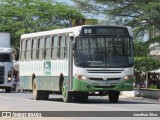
[[72, 0, 160, 37], [0, 0, 84, 47], [134, 57, 160, 88], [134, 40, 148, 57]]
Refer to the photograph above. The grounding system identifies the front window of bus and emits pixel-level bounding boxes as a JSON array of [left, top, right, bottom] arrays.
[[75, 37, 134, 68], [0, 53, 12, 62]]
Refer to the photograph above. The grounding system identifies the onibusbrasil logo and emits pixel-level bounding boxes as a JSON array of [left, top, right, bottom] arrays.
[[2, 112, 42, 118]]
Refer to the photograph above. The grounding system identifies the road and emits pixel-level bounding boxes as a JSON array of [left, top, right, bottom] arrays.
[[0, 90, 160, 120]]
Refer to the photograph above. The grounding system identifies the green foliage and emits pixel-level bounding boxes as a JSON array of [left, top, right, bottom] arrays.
[[0, 0, 84, 47], [134, 57, 160, 85], [134, 36, 160, 57], [145, 36, 160, 45], [134, 57, 160, 73], [149, 84, 157, 89], [134, 40, 148, 57], [72, 0, 160, 37]]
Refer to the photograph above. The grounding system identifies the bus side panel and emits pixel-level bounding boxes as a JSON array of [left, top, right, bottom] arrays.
[[31, 76, 68, 91], [36, 76, 56, 91], [20, 76, 32, 90]]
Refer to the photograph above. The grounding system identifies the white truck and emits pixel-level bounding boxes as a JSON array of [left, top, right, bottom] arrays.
[[0, 32, 13, 92]]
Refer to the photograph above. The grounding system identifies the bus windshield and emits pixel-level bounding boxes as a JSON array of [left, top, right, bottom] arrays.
[[0, 53, 11, 62], [75, 37, 134, 68]]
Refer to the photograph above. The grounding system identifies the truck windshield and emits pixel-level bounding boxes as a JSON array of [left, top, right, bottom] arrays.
[[75, 37, 134, 68], [0, 53, 11, 62]]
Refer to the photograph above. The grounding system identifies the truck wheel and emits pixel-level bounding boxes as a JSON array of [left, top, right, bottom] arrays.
[[108, 91, 120, 103], [5, 87, 11, 93]]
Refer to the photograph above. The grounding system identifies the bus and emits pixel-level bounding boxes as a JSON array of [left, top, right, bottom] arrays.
[[19, 25, 134, 103], [0, 32, 13, 92]]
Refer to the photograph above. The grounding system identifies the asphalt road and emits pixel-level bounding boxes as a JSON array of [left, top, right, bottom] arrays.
[[0, 90, 160, 120]]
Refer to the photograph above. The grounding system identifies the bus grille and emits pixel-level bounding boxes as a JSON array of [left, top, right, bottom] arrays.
[[89, 78, 121, 81], [94, 86, 115, 88], [86, 69, 123, 73], [0, 66, 5, 84]]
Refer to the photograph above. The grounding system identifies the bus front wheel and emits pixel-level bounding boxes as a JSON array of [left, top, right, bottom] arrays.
[[108, 91, 120, 103], [62, 82, 72, 102], [33, 79, 42, 100]]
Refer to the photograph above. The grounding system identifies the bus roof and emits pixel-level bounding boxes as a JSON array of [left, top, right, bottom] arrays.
[[21, 26, 82, 39], [20, 25, 132, 39]]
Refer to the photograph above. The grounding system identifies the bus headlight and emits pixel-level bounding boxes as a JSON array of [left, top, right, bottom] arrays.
[[123, 75, 134, 80], [75, 74, 88, 80]]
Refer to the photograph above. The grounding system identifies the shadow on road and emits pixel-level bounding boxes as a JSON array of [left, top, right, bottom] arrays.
[[40, 96, 160, 105]]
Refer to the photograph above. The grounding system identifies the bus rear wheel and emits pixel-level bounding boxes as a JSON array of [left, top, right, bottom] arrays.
[[108, 91, 120, 103], [33, 79, 42, 100]]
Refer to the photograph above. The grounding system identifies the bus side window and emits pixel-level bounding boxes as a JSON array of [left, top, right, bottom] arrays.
[[45, 36, 51, 60], [26, 39, 32, 61], [36, 39, 40, 59], [57, 35, 67, 60], [51, 36, 58, 60], [32, 38, 37, 60], [39, 37, 45, 60], [60, 35, 66, 59], [57, 36, 61, 59], [20, 39, 25, 61]]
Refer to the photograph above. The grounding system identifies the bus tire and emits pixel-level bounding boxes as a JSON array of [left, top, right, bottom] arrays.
[[108, 91, 120, 103], [62, 81, 72, 102], [59, 74, 64, 93], [33, 79, 42, 100], [5, 87, 11, 93]]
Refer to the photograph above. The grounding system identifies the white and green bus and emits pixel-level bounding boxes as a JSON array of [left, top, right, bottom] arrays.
[[19, 25, 134, 103]]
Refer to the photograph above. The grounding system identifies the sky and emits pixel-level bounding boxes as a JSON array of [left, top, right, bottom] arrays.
[[55, 0, 74, 5]]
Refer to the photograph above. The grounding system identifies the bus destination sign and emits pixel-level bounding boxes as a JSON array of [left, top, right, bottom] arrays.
[[81, 27, 128, 35]]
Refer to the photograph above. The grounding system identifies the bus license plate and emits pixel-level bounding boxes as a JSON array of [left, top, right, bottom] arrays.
[[100, 82, 110, 86]]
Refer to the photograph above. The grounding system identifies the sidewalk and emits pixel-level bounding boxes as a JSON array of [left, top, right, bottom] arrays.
[[121, 90, 160, 102]]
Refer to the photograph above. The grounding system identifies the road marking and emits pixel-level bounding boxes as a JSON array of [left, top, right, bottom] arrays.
[[0, 95, 135, 111]]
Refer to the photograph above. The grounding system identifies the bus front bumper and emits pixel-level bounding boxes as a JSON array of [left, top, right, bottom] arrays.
[[73, 78, 134, 92]]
